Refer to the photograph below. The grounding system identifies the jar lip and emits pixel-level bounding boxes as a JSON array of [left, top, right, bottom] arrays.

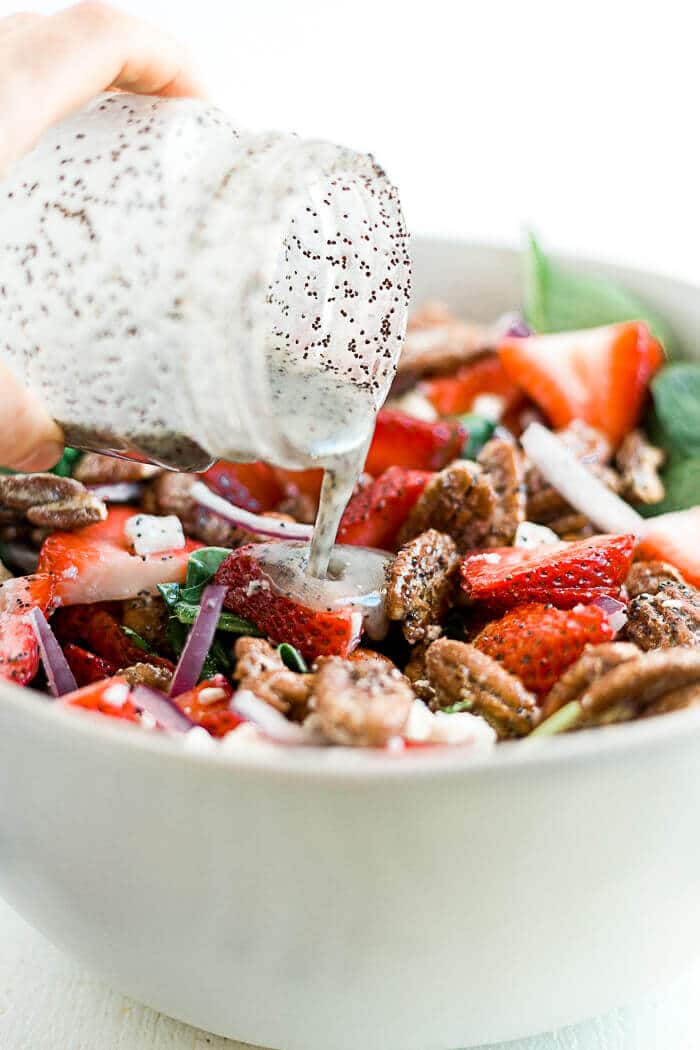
[[187, 128, 411, 468]]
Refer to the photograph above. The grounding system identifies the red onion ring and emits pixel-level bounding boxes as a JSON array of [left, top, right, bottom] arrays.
[[231, 689, 316, 745], [190, 481, 313, 541], [29, 608, 78, 697], [131, 684, 194, 732], [169, 583, 226, 697], [87, 482, 144, 503], [592, 595, 628, 635]]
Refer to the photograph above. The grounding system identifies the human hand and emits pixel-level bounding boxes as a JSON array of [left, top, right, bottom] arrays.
[[0, 2, 204, 470]]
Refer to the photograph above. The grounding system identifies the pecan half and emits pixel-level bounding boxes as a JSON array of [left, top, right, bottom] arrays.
[[625, 560, 685, 599], [615, 430, 665, 505], [313, 657, 414, 746], [625, 582, 700, 651], [398, 460, 497, 553], [386, 529, 459, 643], [233, 637, 313, 719], [142, 473, 244, 547], [424, 637, 539, 738], [477, 437, 526, 546], [398, 303, 492, 377], [119, 662, 173, 691], [74, 452, 161, 485], [0, 473, 107, 530], [577, 647, 700, 724], [122, 591, 169, 648], [542, 642, 641, 718], [644, 683, 700, 717]]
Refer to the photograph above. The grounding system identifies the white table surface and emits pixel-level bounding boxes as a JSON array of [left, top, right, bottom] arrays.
[[0, 895, 699, 1050]]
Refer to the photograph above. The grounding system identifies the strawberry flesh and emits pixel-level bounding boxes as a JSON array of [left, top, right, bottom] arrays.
[[337, 466, 432, 550], [0, 574, 55, 686], [60, 675, 140, 722], [475, 602, 614, 697], [365, 408, 465, 476], [200, 461, 284, 513], [637, 507, 700, 588], [174, 675, 241, 737], [214, 546, 362, 662], [461, 534, 635, 610], [422, 353, 522, 416], [52, 604, 173, 672], [63, 643, 119, 687]]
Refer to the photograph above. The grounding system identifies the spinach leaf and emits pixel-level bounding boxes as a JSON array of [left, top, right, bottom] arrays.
[[121, 625, 156, 654], [157, 582, 182, 609], [650, 364, 700, 460], [277, 643, 308, 673], [639, 457, 700, 517], [172, 600, 260, 635], [166, 619, 232, 680], [523, 233, 678, 355], [185, 547, 231, 591], [457, 414, 496, 460]]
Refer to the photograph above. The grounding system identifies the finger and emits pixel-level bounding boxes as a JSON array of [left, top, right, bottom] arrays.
[[0, 363, 64, 472], [0, 13, 42, 38], [0, 2, 206, 170]]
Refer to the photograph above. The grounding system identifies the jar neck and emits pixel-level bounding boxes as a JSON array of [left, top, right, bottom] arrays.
[[187, 131, 411, 470]]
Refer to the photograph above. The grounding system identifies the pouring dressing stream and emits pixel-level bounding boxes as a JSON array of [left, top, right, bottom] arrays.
[[0, 92, 411, 592]]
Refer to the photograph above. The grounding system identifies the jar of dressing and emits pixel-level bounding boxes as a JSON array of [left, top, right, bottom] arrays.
[[0, 93, 410, 481]]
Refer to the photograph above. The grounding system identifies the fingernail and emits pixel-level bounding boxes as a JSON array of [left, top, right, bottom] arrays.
[[13, 441, 65, 473]]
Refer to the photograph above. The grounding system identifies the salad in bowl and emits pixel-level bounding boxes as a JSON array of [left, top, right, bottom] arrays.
[[1, 235, 698, 755]]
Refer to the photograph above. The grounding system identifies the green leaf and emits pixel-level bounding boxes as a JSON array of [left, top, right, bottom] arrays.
[[523, 233, 678, 355], [529, 701, 582, 737], [639, 456, 700, 516], [121, 625, 156, 654], [442, 700, 473, 714], [0, 445, 82, 478], [166, 619, 230, 680], [457, 414, 497, 460], [157, 582, 182, 609], [650, 364, 700, 460], [172, 600, 260, 635], [277, 643, 308, 673], [185, 547, 231, 591]]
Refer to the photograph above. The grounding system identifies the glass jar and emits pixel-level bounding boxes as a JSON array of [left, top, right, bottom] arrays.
[[0, 93, 410, 472]]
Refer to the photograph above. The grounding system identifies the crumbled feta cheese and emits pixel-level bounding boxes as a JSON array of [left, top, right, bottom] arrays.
[[182, 726, 217, 752], [404, 698, 435, 742], [472, 394, 506, 421], [430, 711, 496, 747], [197, 687, 227, 705], [246, 579, 270, 597], [481, 552, 502, 564], [124, 513, 185, 556], [102, 682, 130, 708], [387, 390, 438, 422], [219, 722, 276, 751], [514, 521, 560, 549]]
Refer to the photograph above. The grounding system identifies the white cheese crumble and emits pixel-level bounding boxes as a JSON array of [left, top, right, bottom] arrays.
[[102, 682, 129, 708], [197, 686, 227, 705], [514, 521, 560, 549], [386, 390, 438, 422], [472, 394, 506, 421], [404, 699, 496, 748], [182, 726, 217, 752], [124, 513, 185, 556]]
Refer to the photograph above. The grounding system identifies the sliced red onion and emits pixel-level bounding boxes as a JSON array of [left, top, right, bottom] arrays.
[[29, 608, 78, 697], [131, 684, 194, 732], [521, 423, 646, 537], [169, 583, 226, 697], [593, 595, 628, 635], [493, 312, 532, 340], [190, 480, 313, 541], [87, 482, 144, 503], [232, 689, 317, 745]]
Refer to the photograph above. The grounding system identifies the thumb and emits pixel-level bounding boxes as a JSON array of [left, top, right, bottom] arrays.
[[0, 362, 64, 471]]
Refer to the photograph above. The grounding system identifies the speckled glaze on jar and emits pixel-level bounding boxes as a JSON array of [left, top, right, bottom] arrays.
[[0, 92, 410, 484]]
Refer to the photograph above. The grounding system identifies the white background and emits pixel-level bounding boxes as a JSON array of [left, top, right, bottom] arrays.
[[7, 0, 700, 284]]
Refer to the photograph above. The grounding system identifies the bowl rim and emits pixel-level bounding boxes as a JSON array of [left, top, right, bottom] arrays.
[[3, 234, 699, 784]]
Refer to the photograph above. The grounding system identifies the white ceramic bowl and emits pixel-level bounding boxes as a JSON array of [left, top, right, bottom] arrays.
[[1, 238, 700, 1050]]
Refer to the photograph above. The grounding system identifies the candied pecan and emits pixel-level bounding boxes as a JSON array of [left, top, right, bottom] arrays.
[[386, 529, 459, 643], [625, 560, 685, 599], [615, 430, 665, 505], [545, 513, 596, 541], [625, 583, 700, 651], [122, 591, 169, 648], [119, 662, 173, 691], [313, 657, 414, 746], [348, 647, 398, 670], [644, 683, 700, 717], [541, 642, 641, 718], [398, 304, 492, 377], [0, 473, 107, 530], [74, 452, 161, 485], [577, 647, 700, 724], [402, 634, 438, 704], [398, 460, 497, 553], [233, 636, 313, 718], [477, 437, 526, 545], [424, 637, 538, 738], [143, 472, 244, 547], [274, 490, 317, 525]]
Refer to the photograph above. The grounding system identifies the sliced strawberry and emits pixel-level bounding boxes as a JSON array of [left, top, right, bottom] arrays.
[[498, 322, 664, 446], [365, 409, 465, 475], [637, 507, 700, 588], [52, 605, 173, 672], [38, 506, 201, 605], [422, 353, 522, 416], [200, 461, 284, 513], [337, 466, 432, 550], [63, 643, 119, 686], [60, 675, 139, 722], [461, 533, 635, 610], [274, 467, 324, 504], [0, 574, 55, 686], [214, 546, 362, 662], [174, 675, 241, 737], [474, 602, 614, 697]]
